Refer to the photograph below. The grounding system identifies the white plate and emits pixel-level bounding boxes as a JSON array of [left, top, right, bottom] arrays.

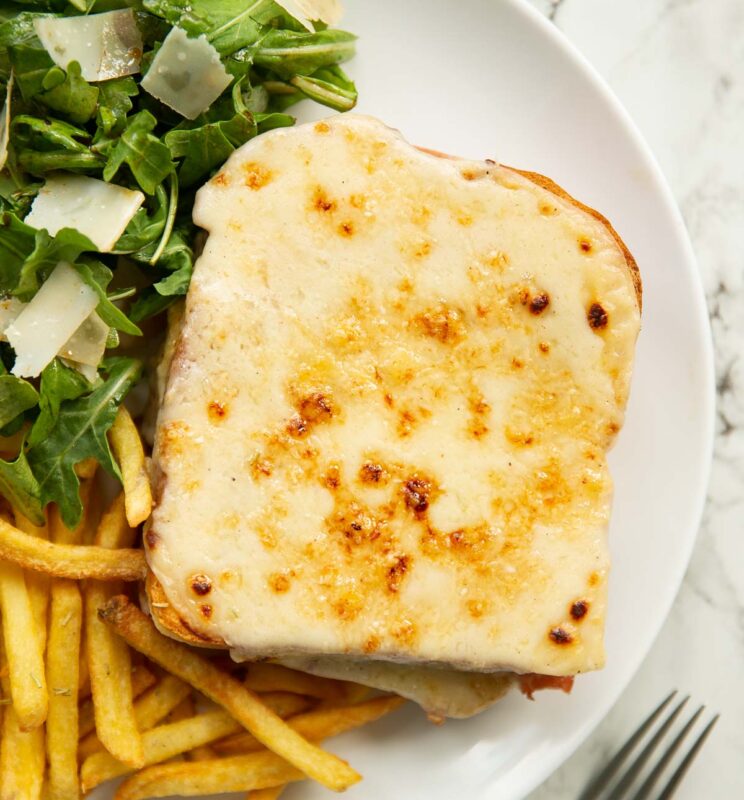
[[95, 1, 714, 798]]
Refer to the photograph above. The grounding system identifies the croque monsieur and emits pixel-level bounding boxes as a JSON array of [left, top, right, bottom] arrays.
[[147, 114, 641, 718]]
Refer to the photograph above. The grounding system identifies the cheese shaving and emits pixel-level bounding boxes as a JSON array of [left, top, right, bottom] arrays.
[[276, 0, 344, 31], [34, 10, 143, 82]]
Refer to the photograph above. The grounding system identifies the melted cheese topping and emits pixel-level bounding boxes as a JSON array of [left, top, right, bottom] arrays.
[[149, 115, 640, 676]]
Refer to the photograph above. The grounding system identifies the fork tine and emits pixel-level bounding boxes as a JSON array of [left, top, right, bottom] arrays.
[[630, 705, 704, 800], [605, 696, 690, 800], [577, 691, 677, 800], [655, 714, 720, 800]]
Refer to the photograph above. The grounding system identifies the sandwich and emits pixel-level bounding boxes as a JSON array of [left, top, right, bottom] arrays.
[[147, 114, 641, 718]]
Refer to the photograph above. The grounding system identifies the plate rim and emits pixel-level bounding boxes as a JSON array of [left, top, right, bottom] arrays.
[[501, 0, 716, 795]]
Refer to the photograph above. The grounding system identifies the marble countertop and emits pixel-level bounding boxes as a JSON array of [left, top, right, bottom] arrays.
[[525, 1, 744, 798]]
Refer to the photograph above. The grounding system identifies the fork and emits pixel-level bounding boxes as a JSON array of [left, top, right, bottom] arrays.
[[577, 691, 719, 800]]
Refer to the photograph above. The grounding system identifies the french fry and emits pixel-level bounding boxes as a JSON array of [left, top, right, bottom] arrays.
[[189, 744, 217, 761], [0, 517, 147, 580], [248, 787, 286, 800], [79, 664, 156, 739], [0, 649, 45, 800], [256, 692, 314, 719], [81, 708, 242, 791], [79, 625, 91, 698], [0, 561, 48, 730], [46, 578, 82, 800], [115, 751, 305, 800], [109, 406, 152, 527], [166, 694, 195, 723], [86, 492, 144, 767], [244, 663, 347, 702], [14, 512, 50, 655], [79, 674, 191, 760], [214, 696, 406, 756], [99, 596, 361, 791]]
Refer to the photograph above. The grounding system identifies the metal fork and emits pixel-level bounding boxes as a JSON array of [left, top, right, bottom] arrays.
[[578, 692, 719, 800]]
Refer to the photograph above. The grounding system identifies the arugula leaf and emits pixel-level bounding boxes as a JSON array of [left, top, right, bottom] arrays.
[[38, 61, 99, 124], [14, 225, 95, 300], [27, 356, 141, 528], [164, 111, 255, 186], [0, 445, 43, 524], [12, 114, 90, 152], [28, 357, 89, 446], [250, 28, 357, 79], [8, 43, 53, 98], [290, 64, 356, 111], [128, 288, 174, 321], [73, 259, 142, 335], [16, 149, 103, 173], [96, 76, 138, 137], [113, 181, 168, 252], [103, 110, 174, 194], [0, 11, 52, 48], [0, 373, 38, 428], [0, 210, 35, 292]]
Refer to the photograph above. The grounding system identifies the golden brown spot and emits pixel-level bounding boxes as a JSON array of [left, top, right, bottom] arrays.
[[529, 293, 550, 315], [469, 395, 490, 439], [538, 341, 550, 354], [386, 554, 410, 593], [411, 205, 431, 226], [476, 303, 489, 319], [579, 238, 593, 253], [384, 393, 394, 408], [539, 201, 557, 216], [588, 571, 601, 587], [397, 278, 413, 295], [402, 477, 433, 516], [461, 168, 478, 181], [487, 250, 510, 269], [359, 462, 388, 485], [549, 626, 573, 644], [413, 240, 432, 258], [312, 186, 336, 213], [363, 635, 380, 654], [412, 304, 465, 344], [207, 400, 228, 422], [457, 213, 473, 227], [200, 604, 213, 619], [213, 171, 230, 187], [570, 600, 589, 620], [467, 599, 487, 618], [249, 456, 273, 480], [145, 530, 158, 549], [349, 193, 366, 209], [333, 592, 363, 621], [511, 357, 524, 370], [158, 420, 191, 459], [286, 414, 308, 438], [397, 408, 417, 438], [392, 619, 417, 645], [505, 427, 534, 446], [314, 120, 330, 134], [588, 302, 609, 330], [269, 573, 291, 594], [323, 464, 341, 490], [297, 392, 335, 423], [243, 162, 272, 190], [190, 574, 212, 596], [338, 221, 354, 237], [607, 421, 620, 436]]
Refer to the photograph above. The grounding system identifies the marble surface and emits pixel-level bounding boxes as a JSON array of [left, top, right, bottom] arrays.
[[525, 1, 744, 798]]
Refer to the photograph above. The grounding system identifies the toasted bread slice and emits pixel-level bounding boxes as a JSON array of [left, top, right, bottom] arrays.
[[147, 115, 641, 714]]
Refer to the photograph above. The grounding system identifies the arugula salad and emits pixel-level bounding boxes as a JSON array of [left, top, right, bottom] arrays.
[[0, 0, 356, 528]]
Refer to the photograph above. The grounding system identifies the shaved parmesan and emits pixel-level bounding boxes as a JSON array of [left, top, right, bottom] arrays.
[[0, 297, 24, 340], [275, 0, 343, 31], [6, 262, 98, 378], [59, 312, 109, 367], [63, 359, 99, 385], [141, 27, 232, 120], [0, 73, 13, 172], [34, 10, 142, 82], [25, 174, 144, 252]]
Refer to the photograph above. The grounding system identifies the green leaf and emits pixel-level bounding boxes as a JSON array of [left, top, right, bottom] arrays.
[[14, 225, 95, 301], [128, 288, 173, 321], [113, 182, 168, 252], [12, 114, 90, 153], [8, 44, 54, 99], [254, 110, 295, 132], [0, 374, 38, 429], [28, 358, 90, 447], [38, 61, 99, 125], [164, 111, 256, 186], [72, 259, 142, 335], [96, 75, 138, 137], [16, 149, 104, 174], [250, 28, 357, 79], [0, 211, 35, 293], [0, 11, 53, 49], [0, 446, 44, 525], [103, 110, 175, 194], [290, 64, 357, 111], [27, 357, 141, 528]]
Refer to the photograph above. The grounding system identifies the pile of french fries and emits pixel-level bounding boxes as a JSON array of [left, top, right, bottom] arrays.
[[0, 407, 405, 799]]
